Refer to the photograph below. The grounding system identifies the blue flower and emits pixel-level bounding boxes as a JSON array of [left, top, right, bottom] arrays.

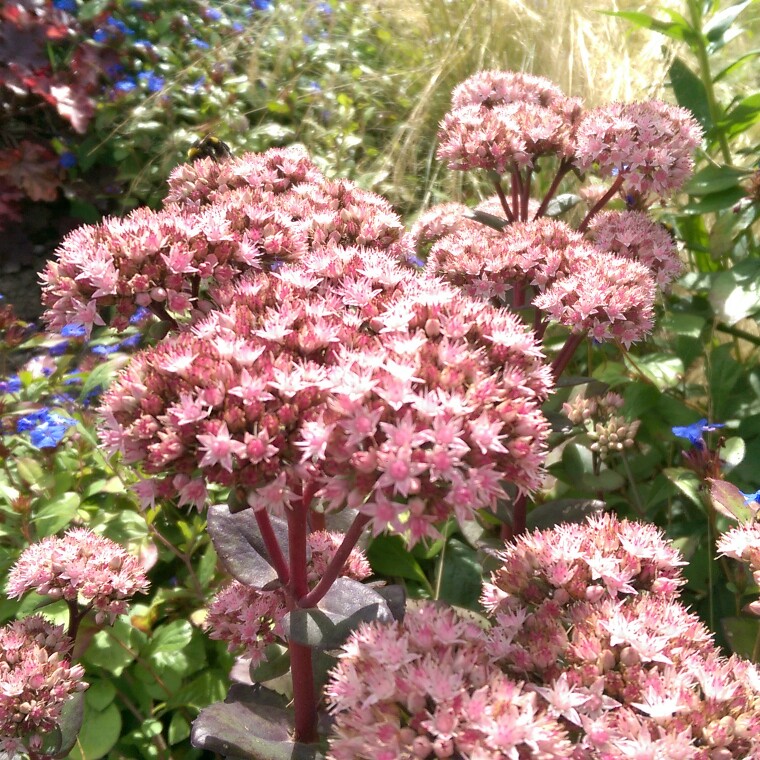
[[316, 2, 332, 13], [91, 344, 121, 356], [105, 63, 124, 78], [232, 21, 243, 31], [107, 16, 134, 35], [191, 75, 206, 92], [252, 0, 273, 9], [138, 71, 165, 92], [133, 39, 154, 49], [0, 375, 22, 394], [61, 323, 86, 338], [190, 37, 210, 49], [205, 7, 224, 20], [17, 409, 76, 448], [119, 334, 142, 349], [129, 306, 151, 324], [17, 409, 51, 432], [114, 78, 137, 93], [93, 28, 110, 42], [672, 418, 725, 449], [59, 151, 78, 169], [740, 490, 760, 505], [83, 385, 104, 408], [54, 0, 77, 11], [49, 341, 70, 357]]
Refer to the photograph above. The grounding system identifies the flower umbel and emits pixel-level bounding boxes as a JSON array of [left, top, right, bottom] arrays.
[[6, 528, 150, 625]]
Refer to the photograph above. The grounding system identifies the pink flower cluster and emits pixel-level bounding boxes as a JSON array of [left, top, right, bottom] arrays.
[[327, 514, 760, 759], [575, 100, 703, 200], [425, 216, 656, 346], [326, 604, 573, 760], [100, 245, 552, 543], [437, 70, 582, 174], [6, 528, 150, 625], [717, 524, 760, 616], [41, 147, 408, 336], [0, 615, 87, 758], [533, 254, 655, 347], [588, 210, 682, 289], [206, 530, 371, 664]]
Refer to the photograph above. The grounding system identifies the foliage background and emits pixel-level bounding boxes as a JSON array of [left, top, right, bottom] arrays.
[[1, 0, 759, 757]]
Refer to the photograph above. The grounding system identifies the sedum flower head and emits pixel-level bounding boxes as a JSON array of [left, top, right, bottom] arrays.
[[533, 254, 655, 347], [588, 210, 682, 289], [326, 603, 573, 760], [427, 218, 596, 302], [6, 528, 150, 625], [41, 148, 407, 337], [0, 615, 87, 757], [437, 70, 582, 175], [206, 530, 371, 663], [100, 246, 552, 544], [407, 202, 473, 260], [575, 100, 702, 200]]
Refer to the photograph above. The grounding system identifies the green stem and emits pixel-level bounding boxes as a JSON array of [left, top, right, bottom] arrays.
[[686, 0, 731, 164]]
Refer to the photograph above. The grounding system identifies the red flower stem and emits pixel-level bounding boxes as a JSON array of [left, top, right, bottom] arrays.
[[551, 332, 586, 379], [494, 180, 515, 222], [299, 512, 372, 609], [521, 168, 532, 220], [578, 175, 624, 232], [309, 510, 326, 532], [511, 492, 528, 536], [499, 521, 513, 542], [287, 491, 317, 744], [533, 159, 573, 219], [511, 168, 521, 218], [255, 509, 290, 585]]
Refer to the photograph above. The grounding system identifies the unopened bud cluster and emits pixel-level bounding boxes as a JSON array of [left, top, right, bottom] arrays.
[[563, 392, 640, 459]]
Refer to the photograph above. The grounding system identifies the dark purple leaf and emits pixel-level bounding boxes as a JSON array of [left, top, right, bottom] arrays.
[[207, 504, 293, 589], [191, 684, 325, 760], [282, 578, 393, 649]]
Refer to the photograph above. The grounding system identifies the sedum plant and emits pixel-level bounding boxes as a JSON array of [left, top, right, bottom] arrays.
[[26, 66, 760, 758]]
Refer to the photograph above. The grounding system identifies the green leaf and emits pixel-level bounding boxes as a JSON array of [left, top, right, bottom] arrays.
[[83, 617, 147, 676], [627, 353, 683, 390], [721, 616, 760, 658], [34, 492, 81, 536], [703, 0, 752, 46], [602, 10, 698, 44], [680, 187, 747, 214], [84, 679, 116, 711], [149, 619, 193, 655], [367, 533, 428, 584], [685, 164, 749, 196], [581, 469, 626, 492], [669, 57, 711, 130], [67, 702, 121, 760], [718, 437, 745, 470], [437, 539, 484, 610], [714, 49, 760, 82], [545, 193, 580, 217], [663, 468, 703, 507], [708, 260, 760, 325], [168, 713, 191, 746], [660, 313, 705, 338], [721, 93, 760, 138], [527, 499, 606, 530], [16, 457, 46, 487]]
